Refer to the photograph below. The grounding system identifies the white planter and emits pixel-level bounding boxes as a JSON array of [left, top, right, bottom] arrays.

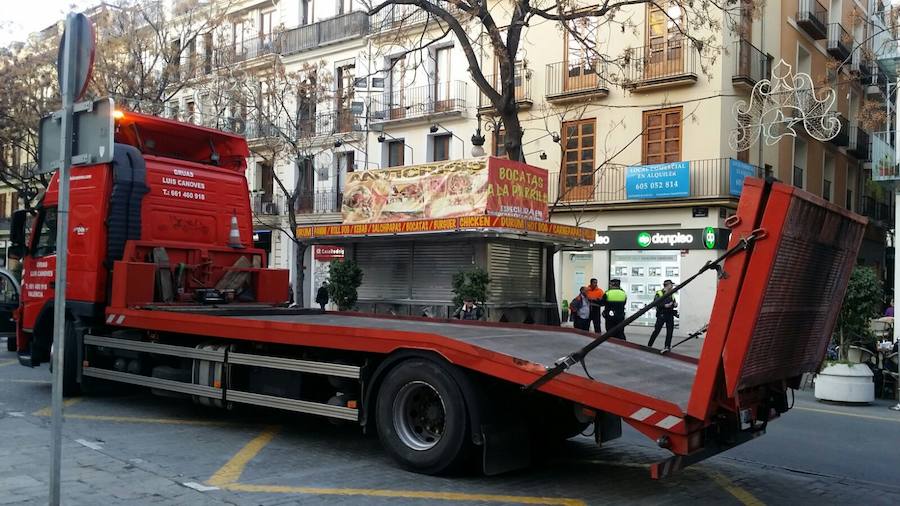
[[814, 363, 875, 403]]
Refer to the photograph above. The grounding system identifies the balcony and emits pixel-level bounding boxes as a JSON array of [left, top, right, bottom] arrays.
[[548, 158, 761, 206], [848, 126, 871, 160], [852, 44, 874, 85], [859, 195, 893, 225], [478, 64, 533, 111], [827, 114, 849, 147], [544, 60, 609, 103], [733, 39, 772, 89], [867, 67, 889, 96], [371, 81, 466, 124], [293, 190, 343, 215], [214, 34, 280, 66], [372, 2, 460, 33], [796, 0, 828, 40], [826, 23, 852, 61], [872, 131, 899, 181], [281, 12, 369, 56], [622, 38, 698, 92], [251, 194, 280, 216]]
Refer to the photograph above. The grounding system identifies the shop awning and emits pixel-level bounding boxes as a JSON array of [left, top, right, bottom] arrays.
[[296, 215, 595, 247]]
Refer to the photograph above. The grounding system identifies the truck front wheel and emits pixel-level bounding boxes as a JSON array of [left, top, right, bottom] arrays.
[[375, 359, 470, 475]]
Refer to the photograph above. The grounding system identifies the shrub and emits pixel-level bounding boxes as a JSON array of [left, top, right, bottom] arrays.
[[327, 259, 363, 311], [451, 267, 491, 307], [836, 265, 883, 359]]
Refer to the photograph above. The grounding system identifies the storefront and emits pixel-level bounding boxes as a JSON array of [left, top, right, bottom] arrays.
[[559, 222, 731, 333]]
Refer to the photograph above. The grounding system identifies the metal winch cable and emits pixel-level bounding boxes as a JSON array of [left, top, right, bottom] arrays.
[[524, 229, 766, 393]]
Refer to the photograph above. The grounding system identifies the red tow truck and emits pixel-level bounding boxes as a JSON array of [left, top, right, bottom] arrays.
[[10, 111, 865, 478]]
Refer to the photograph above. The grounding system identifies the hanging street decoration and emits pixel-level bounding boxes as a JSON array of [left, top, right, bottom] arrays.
[[729, 59, 841, 152]]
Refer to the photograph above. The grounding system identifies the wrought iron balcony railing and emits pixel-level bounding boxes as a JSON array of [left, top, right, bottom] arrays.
[[371, 81, 467, 122], [622, 38, 698, 90], [478, 64, 533, 109], [545, 60, 609, 100], [281, 12, 369, 55], [826, 23, 852, 61], [548, 158, 761, 205], [797, 0, 828, 40], [733, 39, 771, 88]]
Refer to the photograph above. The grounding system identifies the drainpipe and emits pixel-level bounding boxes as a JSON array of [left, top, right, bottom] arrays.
[[757, 3, 765, 172]]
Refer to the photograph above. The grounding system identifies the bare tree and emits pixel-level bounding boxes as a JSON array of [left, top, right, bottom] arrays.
[[366, 0, 746, 162]]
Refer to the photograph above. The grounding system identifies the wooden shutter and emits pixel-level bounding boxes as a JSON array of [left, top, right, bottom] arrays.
[[642, 107, 682, 164], [561, 118, 596, 200]]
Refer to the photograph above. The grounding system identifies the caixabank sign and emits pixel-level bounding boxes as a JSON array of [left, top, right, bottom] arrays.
[[594, 227, 730, 250]]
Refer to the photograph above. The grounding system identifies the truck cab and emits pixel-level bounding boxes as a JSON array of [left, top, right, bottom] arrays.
[[9, 111, 281, 376]]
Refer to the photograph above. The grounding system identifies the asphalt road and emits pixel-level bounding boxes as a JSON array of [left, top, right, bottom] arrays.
[[2, 341, 900, 505]]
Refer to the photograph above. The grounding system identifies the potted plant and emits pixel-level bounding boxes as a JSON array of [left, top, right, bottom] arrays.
[[327, 259, 363, 311], [451, 267, 491, 316], [815, 266, 883, 403]]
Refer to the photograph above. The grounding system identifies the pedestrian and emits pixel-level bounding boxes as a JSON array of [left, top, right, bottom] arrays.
[[454, 297, 485, 321], [569, 286, 592, 331], [584, 278, 605, 333], [885, 300, 894, 317], [601, 279, 628, 340], [315, 281, 329, 311], [647, 279, 678, 351]]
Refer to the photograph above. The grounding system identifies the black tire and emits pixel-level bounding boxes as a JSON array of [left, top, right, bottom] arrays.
[[5, 335, 15, 352], [375, 359, 470, 475]]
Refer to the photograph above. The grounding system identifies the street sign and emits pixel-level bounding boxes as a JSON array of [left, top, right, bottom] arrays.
[[56, 12, 95, 101], [38, 97, 115, 173]]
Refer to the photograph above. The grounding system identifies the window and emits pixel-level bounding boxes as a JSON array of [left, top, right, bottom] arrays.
[[186, 38, 197, 76], [645, 3, 684, 77], [823, 153, 834, 202], [257, 162, 274, 202], [33, 207, 57, 258], [493, 129, 508, 157], [388, 140, 405, 167], [336, 63, 356, 132], [388, 56, 407, 118], [260, 11, 274, 46], [186, 100, 196, 124], [561, 119, 595, 195], [170, 39, 181, 79], [0, 194, 6, 219], [434, 46, 452, 104], [204, 32, 213, 74], [433, 134, 451, 161], [642, 107, 682, 164], [564, 18, 600, 90], [793, 137, 807, 189]]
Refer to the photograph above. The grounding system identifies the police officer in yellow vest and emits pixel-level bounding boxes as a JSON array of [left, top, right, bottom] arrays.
[[648, 279, 678, 350], [601, 279, 628, 340]]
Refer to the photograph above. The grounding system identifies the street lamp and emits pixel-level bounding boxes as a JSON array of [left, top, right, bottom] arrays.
[[472, 112, 503, 158]]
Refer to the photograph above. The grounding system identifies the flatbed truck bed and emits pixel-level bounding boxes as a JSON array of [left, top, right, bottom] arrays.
[[70, 179, 870, 477]]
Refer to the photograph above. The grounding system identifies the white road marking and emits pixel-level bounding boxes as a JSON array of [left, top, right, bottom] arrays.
[[75, 439, 104, 451], [182, 482, 219, 492]]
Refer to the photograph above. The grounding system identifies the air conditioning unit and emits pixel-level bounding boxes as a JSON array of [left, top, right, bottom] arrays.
[[262, 202, 278, 215]]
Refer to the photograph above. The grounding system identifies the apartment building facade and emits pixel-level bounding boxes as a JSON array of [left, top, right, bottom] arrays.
[[154, 0, 893, 318]]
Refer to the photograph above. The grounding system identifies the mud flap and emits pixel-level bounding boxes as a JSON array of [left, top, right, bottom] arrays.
[[481, 423, 530, 475], [595, 411, 622, 446]]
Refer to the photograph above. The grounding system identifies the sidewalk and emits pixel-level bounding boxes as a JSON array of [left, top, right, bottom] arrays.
[[0, 409, 224, 505]]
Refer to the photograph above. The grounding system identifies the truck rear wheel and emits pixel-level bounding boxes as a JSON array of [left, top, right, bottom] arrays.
[[375, 359, 470, 475]]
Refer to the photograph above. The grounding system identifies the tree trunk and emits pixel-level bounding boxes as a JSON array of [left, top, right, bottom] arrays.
[[293, 239, 306, 307], [501, 108, 525, 163]]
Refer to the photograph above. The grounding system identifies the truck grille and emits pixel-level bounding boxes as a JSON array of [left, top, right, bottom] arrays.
[[738, 194, 866, 390]]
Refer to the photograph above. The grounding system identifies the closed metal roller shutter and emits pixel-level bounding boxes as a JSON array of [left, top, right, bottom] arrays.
[[356, 243, 412, 300], [488, 241, 543, 301], [412, 242, 476, 301]]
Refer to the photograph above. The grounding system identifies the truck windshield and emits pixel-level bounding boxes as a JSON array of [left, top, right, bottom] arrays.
[[33, 207, 58, 258]]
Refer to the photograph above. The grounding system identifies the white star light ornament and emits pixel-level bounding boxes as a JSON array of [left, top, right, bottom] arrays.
[[729, 60, 841, 152]]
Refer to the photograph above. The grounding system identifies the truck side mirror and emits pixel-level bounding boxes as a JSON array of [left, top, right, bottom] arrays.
[[8, 210, 27, 259]]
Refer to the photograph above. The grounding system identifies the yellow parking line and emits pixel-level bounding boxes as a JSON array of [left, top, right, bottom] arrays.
[[207, 426, 280, 486], [32, 397, 83, 416], [0, 359, 17, 367], [702, 470, 765, 506], [51, 413, 244, 426], [221, 483, 587, 505], [794, 405, 900, 424], [209, 427, 586, 505]]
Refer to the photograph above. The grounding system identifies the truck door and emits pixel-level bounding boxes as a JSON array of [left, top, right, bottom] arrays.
[[21, 207, 57, 332], [0, 269, 19, 341]]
